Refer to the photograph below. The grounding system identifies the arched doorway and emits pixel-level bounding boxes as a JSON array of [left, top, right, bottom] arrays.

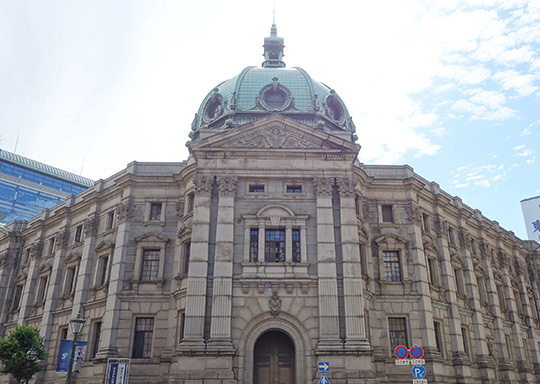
[[254, 331, 295, 384]]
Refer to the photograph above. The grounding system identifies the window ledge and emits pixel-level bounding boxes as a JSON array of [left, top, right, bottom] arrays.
[[241, 262, 309, 279]]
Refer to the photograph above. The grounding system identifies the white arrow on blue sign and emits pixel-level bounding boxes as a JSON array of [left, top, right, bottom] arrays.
[[318, 362, 330, 372], [411, 365, 426, 379], [318, 373, 331, 384]]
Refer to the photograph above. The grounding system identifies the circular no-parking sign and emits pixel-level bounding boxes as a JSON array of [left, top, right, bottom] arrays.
[[394, 345, 408, 359], [409, 345, 424, 359]]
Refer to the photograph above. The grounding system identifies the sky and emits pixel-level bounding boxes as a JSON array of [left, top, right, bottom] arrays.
[[1, 0, 539, 239]]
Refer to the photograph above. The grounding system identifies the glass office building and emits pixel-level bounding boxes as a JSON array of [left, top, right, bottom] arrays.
[[0, 149, 94, 223]]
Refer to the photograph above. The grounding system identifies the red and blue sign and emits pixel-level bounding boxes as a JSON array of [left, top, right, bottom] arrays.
[[394, 345, 408, 359], [409, 345, 424, 359]]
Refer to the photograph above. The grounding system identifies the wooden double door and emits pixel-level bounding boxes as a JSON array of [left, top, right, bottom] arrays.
[[254, 331, 295, 384]]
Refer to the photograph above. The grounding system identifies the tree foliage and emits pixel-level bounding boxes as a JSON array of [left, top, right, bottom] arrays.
[[0, 325, 46, 384]]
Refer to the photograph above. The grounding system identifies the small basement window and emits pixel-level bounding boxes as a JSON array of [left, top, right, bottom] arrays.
[[286, 185, 302, 193]]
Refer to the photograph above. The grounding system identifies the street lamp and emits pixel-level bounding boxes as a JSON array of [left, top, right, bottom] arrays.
[[66, 313, 85, 384], [25, 345, 38, 384]]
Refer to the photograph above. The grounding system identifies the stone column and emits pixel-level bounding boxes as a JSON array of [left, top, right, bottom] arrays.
[[406, 204, 438, 357], [456, 231, 491, 377], [208, 175, 237, 349], [18, 241, 43, 324], [313, 177, 341, 349], [180, 174, 213, 349], [482, 248, 515, 382], [70, 214, 99, 318], [96, 200, 133, 358], [40, 229, 69, 352], [336, 177, 368, 348]]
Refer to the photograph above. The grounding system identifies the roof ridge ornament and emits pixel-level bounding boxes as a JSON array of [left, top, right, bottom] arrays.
[[262, 21, 285, 68]]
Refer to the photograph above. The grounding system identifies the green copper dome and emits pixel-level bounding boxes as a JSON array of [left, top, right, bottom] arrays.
[[187, 25, 357, 147]]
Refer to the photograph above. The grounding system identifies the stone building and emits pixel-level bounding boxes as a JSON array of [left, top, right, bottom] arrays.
[[1, 25, 540, 384]]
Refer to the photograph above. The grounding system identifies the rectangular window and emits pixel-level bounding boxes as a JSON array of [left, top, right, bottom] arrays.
[[132, 317, 154, 358], [422, 213, 430, 232], [12, 284, 23, 311], [177, 311, 185, 344], [249, 184, 265, 193], [292, 229, 301, 262], [461, 327, 469, 355], [514, 290, 523, 315], [477, 276, 487, 303], [286, 185, 302, 193], [383, 251, 401, 282], [149, 203, 162, 221], [106, 211, 115, 230], [428, 258, 437, 285], [96, 256, 109, 286], [182, 242, 191, 274], [454, 268, 465, 296], [381, 205, 393, 223], [388, 317, 407, 352], [434, 321, 442, 353], [265, 229, 285, 262], [448, 227, 455, 245], [249, 229, 259, 262], [64, 266, 77, 295], [505, 335, 513, 360], [75, 225, 83, 243], [48, 237, 56, 254], [186, 193, 195, 214], [91, 321, 102, 358], [359, 243, 367, 276], [497, 284, 506, 311], [140, 249, 160, 281], [36, 276, 48, 304]]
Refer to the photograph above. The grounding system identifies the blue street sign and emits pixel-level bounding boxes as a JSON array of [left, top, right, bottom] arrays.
[[318, 373, 331, 384], [318, 361, 330, 372], [412, 365, 426, 379]]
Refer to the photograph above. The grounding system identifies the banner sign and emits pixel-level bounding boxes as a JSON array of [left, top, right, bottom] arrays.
[[56, 340, 88, 373], [106, 358, 130, 384]]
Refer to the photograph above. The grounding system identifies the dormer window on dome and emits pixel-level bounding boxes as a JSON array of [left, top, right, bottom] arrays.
[[325, 91, 344, 123], [204, 89, 224, 121], [258, 77, 293, 111]]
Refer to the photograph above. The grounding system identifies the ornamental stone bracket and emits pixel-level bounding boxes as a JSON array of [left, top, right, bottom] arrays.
[[193, 174, 214, 195], [313, 177, 334, 197], [336, 177, 356, 198], [116, 202, 134, 224], [216, 175, 238, 197]]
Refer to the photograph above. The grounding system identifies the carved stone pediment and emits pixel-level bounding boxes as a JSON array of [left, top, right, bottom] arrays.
[[135, 232, 169, 244], [37, 263, 52, 275], [423, 241, 439, 256], [451, 254, 464, 266], [64, 253, 81, 265], [95, 240, 115, 254], [191, 114, 360, 159], [374, 233, 408, 248]]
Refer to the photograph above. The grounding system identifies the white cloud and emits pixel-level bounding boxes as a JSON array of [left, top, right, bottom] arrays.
[[513, 144, 525, 150], [454, 183, 470, 188], [493, 70, 539, 97]]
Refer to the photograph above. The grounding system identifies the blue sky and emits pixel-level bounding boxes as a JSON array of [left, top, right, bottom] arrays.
[[1, 0, 539, 239]]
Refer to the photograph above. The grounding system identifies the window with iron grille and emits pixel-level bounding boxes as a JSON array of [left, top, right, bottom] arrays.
[[250, 229, 259, 262], [265, 229, 285, 262], [292, 229, 300, 262], [388, 317, 407, 351], [132, 317, 154, 358], [140, 249, 160, 281], [383, 251, 401, 282]]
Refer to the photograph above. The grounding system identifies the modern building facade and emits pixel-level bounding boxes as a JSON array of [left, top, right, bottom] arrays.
[[0, 149, 94, 223], [1, 26, 540, 384], [521, 196, 540, 242]]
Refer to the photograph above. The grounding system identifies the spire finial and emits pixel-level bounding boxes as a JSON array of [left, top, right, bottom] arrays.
[[262, 14, 285, 68]]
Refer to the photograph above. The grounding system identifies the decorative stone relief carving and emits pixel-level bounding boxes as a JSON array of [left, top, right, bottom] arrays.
[[269, 290, 281, 317], [0, 249, 15, 267], [336, 177, 356, 198], [458, 230, 470, 251], [84, 216, 99, 238], [216, 175, 238, 197], [497, 251, 510, 269], [433, 217, 448, 237], [313, 177, 334, 197], [405, 205, 422, 226], [175, 200, 184, 219], [193, 174, 213, 195], [55, 231, 70, 249], [30, 242, 44, 259], [116, 202, 134, 224]]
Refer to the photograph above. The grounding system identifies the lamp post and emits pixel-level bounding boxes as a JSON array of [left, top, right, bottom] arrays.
[[25, 345, 38, 384], [66, 313, 85, 384]]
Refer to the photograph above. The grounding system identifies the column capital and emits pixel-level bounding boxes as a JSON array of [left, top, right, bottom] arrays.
[[313, 177, 334, 197], [116, 201, 134, 224], [84, 216, 99, 239], [193, 174, 214, 196], [336, 177, 356, 198], [216, 175, 238, 197]]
